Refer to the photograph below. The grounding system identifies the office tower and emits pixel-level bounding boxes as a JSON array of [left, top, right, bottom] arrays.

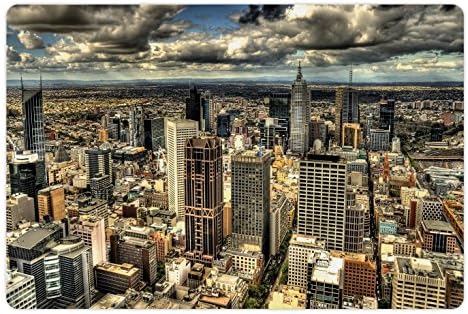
[[21, 77, 47, 186], [342, 123, 362, 149], [7, 193, 35, 231], [109, 235, 158, 287], [391, 136, 401, 153], [9, 152, 43, 212], [446, 270, 464, 309], [379, 96, 395, 139], [98, 128, 109, 142], [144, 117, 166, 150], [231, 149, 271, 257], [430, 123, 444, 142], [184, 137, 224, 266], [37, 185, 65, 221], [216, 110, 231, 138], [309, 119, 328, 148], [143, 119, 153, 150], [8, 223, 63, 308], [259, 117, 288, 150], [287, 234, 326, 290], [344, 204, 365, 253], [186, 84, 202, 129], [269, 193, 292, 256], [6, 269, 37, 309], [153, 231, 172, 262], [165, 119, 198, 218], [306, 250, 344, 309], [392, 257, 446, 309], [90, 174, 113, 201], [335, 87, 359, 146], [129, 106, 145, 147], [289, 63, 310, 155], [84, 144, 112, 186], [298, 154, 347, 251], [342, 253, 376, 298], [417, 197, 444, 222], [70, 216, 107, 266], [268, 92, 291, 141], [94, 263, 141, 294], [165, 257, 191, 285], [69, 195, 109, 228], [109, 116, 121, 140], [368, 129, 390, 151], [201, 92, 215, 132], [418, 220, 459, 254], [49, 236, 94, 309]]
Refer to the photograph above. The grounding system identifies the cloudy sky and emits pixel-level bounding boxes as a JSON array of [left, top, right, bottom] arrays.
[[6, 4, 464, 82]]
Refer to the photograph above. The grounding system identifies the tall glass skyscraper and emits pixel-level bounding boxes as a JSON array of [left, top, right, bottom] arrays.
[[289, 63, 310, 155], [21, 77, 47, 186], [379, 96, 395, 140]]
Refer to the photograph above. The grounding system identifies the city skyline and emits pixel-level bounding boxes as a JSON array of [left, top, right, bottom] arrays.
[[7, 4, 464, 82]]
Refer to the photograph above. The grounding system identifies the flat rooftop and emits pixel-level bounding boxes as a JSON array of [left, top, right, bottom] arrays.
[[422, 220, 455, 233], [396, 257, 443, 279], [9, 226, 60, 250], [96, 262, 140, 277], [91, 293, 126, 309]]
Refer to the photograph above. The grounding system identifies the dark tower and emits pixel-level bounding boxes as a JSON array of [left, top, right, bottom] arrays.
[[184, 136, 224, 266], [21, 74, 47, 186], [185, 84, 202, 130], [379, 96, 395, 139]]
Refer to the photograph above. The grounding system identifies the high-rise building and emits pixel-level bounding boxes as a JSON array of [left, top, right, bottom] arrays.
[[184, 137, 224, 266], [289, 63, 310, 155], [259, 117, 288, 150], [344, 204, 365, 253], [342, 123, 362, 149], [129, 106, 145, 147], [201, 92, 216, 132], [368, 129, 390, 151], [269, 192, 292, 256], [49, 236, 94, 309], [165, 257, 191, 285], [335, 87, 359, 146], [216, 110, 231, 138], [144, 117, 166, 150], [391, 136, 401, 153], [231, 149, 271, 257], [37, 185, 65, 221], [84, 144, 112, 186], [298, 154, 347, 251], [90, 174, 113, 202], [6, 269, 37, 309], [306, 250, 344, 309], [94, 262, 141, 294], [341, 253, 376, 298], [21, 77, 47, 185], [268, 92, 291, 142], [6, 193, 35, 231], [379, 97, 395, 139], [8, 223, 63, 308], [165, 119, 198, 218], [392, 257, 446, 309], [418, 220, 459, 254], [186, 84, 202, 129], [70, 216, 107, 266], [309, 119, 328, 149], [287, 234, 326, 290], [430, 123, 444, 142], [109, 235, 158, 287]]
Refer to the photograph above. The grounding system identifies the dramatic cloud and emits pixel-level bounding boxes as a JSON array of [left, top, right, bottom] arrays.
[[238, 5, 291, 25], [17, 30, 45, 49], [5, 4, 464, 81]]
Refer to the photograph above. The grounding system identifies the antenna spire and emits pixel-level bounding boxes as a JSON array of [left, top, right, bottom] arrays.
[[296, 61, 302, 79], [39, 71, 42, 90], [349, 64, 353, 87], [20, 73, 24, 90]]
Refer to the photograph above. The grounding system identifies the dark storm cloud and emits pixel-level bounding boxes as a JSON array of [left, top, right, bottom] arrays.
[[238, 5, 291, 25], [7, 46, 21, 62]]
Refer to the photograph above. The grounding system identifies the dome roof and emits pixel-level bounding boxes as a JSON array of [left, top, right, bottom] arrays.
[[99, 141, 113, 151]]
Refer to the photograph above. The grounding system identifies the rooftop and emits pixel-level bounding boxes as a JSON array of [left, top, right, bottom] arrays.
[[309, 251, 343, 285], [9, 224, 60, 250], [96, 262, 140, 277], [90, 293, 126, 309], [422, 220, 455, 233], [396, 257, 443, 279]]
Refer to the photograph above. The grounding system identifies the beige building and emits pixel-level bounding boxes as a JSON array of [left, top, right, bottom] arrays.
[[391, 257, 446, 309], [37, 184, 65, 221]]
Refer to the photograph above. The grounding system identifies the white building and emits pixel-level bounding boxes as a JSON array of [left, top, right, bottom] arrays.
[[298, 155, 347, 251], [165, 119, 198, 218], [70, 215, 107, 266], [6, 193, 35, 231], [6, 269, 37, 309], [165, 257, 191, 285], [287, 234, 326, 290]]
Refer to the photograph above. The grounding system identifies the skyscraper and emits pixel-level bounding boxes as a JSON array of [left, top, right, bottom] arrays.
[[6, 193, 35, 231], [129, 105, 145, 147], [6, 269, 37, 309], [268, 92, 291, 144], [298, 154, 347, 251], [21, 76, 47, 186], [37, 185, 66, 221], [201, 92, 215, 133], [184, 137, 224, 266], [84, 143, 112, 186], [231, 149, 271, 257], [216, 110, 231, 138], [379, 97, 395, 139], [335, 87, 359, 146], [70, 216, 107, 266], [289, 63, 310, 155], [165, 119, 198, 218], [186, 84, 202, 129]]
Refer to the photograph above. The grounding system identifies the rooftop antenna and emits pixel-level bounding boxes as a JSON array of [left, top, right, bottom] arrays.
[[20, 73, 24, 90], [348, 64, 353, 87], [39, 70, 42, 90]]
